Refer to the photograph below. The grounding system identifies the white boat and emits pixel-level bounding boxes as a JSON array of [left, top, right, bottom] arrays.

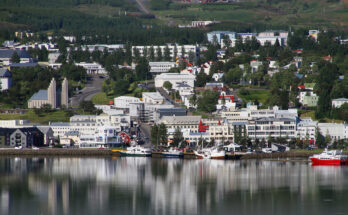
[[32, 147, 40, 150], [162, 148, 184, 158], [119, 145, 152, 157], [194, 146, 226, 159], [14, 146, 22, 150]]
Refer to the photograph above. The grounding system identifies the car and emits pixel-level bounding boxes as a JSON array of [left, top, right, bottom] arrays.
[[32, 147, 39, 150]]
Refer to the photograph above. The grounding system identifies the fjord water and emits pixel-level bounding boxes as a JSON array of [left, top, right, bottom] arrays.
[[0, 157, 347, 215]]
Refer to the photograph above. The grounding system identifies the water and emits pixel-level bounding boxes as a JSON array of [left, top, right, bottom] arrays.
[[0, 157, 347, 215]]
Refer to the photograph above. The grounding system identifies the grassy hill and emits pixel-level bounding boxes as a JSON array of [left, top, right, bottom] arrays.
[[0, 0, 347, 43]]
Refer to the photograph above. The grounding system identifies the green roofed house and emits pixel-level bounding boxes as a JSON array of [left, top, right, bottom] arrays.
[[304, 83, 316, 90]]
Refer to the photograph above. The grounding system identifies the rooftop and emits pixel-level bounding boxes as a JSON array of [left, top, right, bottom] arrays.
[[0, 68, 11, 77], [0, 49, 31, 59], [29, 90, 48, 101]]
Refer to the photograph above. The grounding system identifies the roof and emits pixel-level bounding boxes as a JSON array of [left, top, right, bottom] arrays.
[[0, 49, 31, 59], [332, 98, 348, 102], [0, 68, 11, 77], [10, 62, 38, 68], [142, 92, 163, 100], [50, 122, 70, 126], [29, 90, 48, 101], [160, 116, 201, 124], [254, 117, 296, 122], [176, 82, 191, 88]]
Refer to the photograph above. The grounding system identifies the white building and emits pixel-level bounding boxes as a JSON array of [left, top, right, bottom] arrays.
[[142, 92, 164, 104], [132, 44, 199, 59], [0, 68, 12, 91], [75, 62, 106, 74], [256, 30, 288, 46], [155, 73, 196, 90], [332, 98, 348, 108], [247, 117, 297, 140], [48, 52, 60, 64], [114, 96, 141, 109], [149, 62, 178, 73], [297, 118, 318, 141], [318, 123, 348, 141], [79, 126, 122, 148], [159, 116, 202, 133]]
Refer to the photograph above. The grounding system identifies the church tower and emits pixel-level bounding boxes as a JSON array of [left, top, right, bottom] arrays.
[[61, 77, 68, 107], [48, 78, 57, 108]]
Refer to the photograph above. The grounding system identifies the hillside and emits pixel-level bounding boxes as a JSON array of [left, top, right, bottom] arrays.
[[0, 0, 347, 43]]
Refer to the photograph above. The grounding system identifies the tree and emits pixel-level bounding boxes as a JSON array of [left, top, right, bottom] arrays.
[[79, 101, 101, 114], [197, 90, 219, 113], [11, 52, 20, 63], [151, 124, 159, 146], [158, 123, 168, 145], [172, 127, 184, 147], [156, 46, 162, 61], [189, 93, 198, 108], [163, 81, 172, 91], [164, 45, 171, 61], [173, 45, 178, 61], [196, 72, 210, 87], [205, 45, 217, 61], [135, 57, 150, 81], [149, 46, 155, 61], [315, 127, 326, 149], [222, 34, 231, 49]]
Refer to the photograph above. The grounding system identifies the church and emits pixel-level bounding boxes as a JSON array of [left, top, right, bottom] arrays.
[[28, 78, 68, 109]]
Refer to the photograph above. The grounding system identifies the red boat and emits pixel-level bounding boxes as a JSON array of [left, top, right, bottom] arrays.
[[310, 149, 348, 165]]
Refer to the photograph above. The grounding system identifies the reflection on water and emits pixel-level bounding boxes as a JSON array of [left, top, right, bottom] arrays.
[[0, 157, 347, 215]]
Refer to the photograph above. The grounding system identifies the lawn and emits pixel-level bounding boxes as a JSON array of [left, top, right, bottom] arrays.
[[0, 110, 71, 124], [299, 110, 344, 123], [91, 92, 113, 105], [237, 89, 270, 107]]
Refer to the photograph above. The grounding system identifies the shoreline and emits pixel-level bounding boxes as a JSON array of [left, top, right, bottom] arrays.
[[0, 149, 324, 160]]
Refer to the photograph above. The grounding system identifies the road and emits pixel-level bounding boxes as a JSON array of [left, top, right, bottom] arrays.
[[70, 75, 104, 106], [139, 123, 152, 146], [156, 87, 181, 107], [134, 0, 150, 14]]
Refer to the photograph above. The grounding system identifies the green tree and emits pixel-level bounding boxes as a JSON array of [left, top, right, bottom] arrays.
[[197, 90, 219, 113], [172, 127, 184, 147], [164, 45, 171, 61], [163, 81, 172, 91], [149, 46, 155, 61], [11, 52, 20, 63], [135, 57, 150, 81], [156, 46, 162, 61], [315, 127, 326, 149], [158, 123, 168, 145]]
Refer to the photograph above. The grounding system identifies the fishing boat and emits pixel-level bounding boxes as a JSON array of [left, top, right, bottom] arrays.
[[194, 146, 226, 160], [119, 145, 152, 157], [162, 148, 184, 158], [310, 149, 348, 165]]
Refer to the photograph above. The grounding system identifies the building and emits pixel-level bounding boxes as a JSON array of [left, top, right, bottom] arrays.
[[0, 68, 12, 91], [75, 62, 106, 74], [132, 44, 199, 59], [149, 62, 178, 73], [302, 95, 319, 107], [61, 78, 69, 107], [318, 123, 348, 142], [28, 78, 68, 109], [159, 116, 202, 133], [207, 31, 236, 44], [247, 117, 297, 140], [114, 96, 141, 109], [332, 98, 348, 108], [155, 73, 196, 90], [297, 118, 317, 142], [9, 127, 44, 148], [79, 126, 122, 148], [256, 30, 288, 46], [142, 92, 164, 104], [309, 30, 320, 41], [0, 49, 32, 66]]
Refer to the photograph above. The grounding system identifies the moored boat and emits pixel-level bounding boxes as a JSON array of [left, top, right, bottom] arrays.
[[310, 149, 348, 165], [194, 147, 226, 160], [119, 145, 152, 157], [161, 148, 184, 158]]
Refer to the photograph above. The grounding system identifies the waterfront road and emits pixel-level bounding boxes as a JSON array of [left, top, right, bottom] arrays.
[[70, 75, 104, 106]]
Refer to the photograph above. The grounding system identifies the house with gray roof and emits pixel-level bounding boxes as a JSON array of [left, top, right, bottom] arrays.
[[0, 49, 32, 66], [0, 68, 12, 91]]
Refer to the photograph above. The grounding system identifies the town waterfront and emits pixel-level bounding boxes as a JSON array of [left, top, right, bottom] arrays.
[[0, 157, 348, 215]]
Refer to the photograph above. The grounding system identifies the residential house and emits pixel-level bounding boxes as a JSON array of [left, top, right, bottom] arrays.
[[0, 68, 12, 91]]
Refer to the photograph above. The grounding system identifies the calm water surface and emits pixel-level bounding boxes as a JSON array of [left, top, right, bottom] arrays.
[[0, 157, 347, 215]]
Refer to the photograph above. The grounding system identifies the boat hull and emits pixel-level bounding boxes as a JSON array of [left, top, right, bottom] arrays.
[[161, 153, 184, 158], [311, 157, 348, 165], [119, 152, 152, 157]]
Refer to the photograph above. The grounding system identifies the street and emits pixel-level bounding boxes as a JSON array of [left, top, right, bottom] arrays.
[[70, 75, 103, 106]]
